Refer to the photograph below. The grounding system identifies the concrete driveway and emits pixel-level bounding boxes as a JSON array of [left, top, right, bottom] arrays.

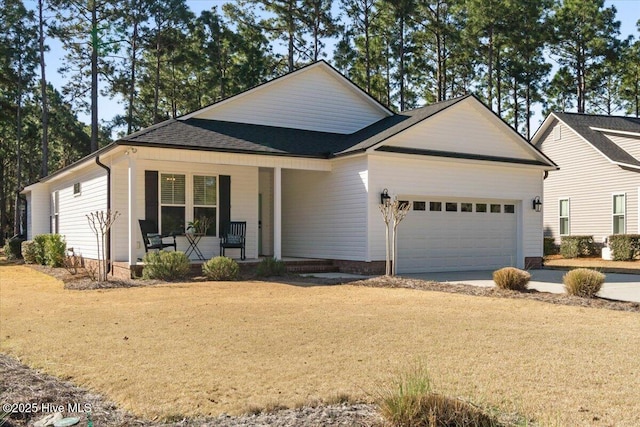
[[403, 269, 640, 303]]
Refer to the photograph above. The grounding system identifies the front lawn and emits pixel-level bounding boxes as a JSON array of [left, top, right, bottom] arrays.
[[1, 264, 639, 426]]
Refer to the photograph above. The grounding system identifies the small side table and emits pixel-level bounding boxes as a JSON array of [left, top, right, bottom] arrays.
[[185, 233, 205, 261]]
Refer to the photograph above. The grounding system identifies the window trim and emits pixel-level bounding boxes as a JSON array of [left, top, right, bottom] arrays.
[[559, 198, 570, 236], [159, 172, 219, 236], [613, 193, 626, 234]]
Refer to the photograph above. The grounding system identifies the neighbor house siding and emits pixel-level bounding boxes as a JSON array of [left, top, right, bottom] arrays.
[[385, 99, 536, 160], [191, 65, 388, 134], [49, 166, 108, 259], [282, 156, 369, 260], [604, 133, 640, 161], [538, 121, 640, 243], [367, 154, 543, 265]]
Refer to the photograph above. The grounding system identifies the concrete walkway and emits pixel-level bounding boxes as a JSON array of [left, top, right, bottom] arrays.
[[403, 269, 640, 303]]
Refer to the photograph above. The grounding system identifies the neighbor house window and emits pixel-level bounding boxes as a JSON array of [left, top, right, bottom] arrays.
[[193, 175, 217, 235], [160, 173, 185, 234], [559, 199, 570, 236], [613, 194, 625, 234]]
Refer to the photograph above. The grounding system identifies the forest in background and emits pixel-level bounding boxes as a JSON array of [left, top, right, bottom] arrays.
[[1, 0, 639, 241]]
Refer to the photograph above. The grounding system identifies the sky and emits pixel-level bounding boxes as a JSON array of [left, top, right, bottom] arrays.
[[25, 0, 640, 135]]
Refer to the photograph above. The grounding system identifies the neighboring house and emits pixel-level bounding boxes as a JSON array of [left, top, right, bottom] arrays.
[[532, 112, 640, 246], [22, 61, 556, 277]]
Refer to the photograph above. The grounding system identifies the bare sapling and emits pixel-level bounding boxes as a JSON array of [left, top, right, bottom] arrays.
[[87, 210, 120, 281]]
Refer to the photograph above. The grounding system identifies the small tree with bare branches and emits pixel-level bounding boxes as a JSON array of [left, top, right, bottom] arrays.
[[87, 210, 120, 282], [379, 200, 393, 276], [391, 199, 411, 276]]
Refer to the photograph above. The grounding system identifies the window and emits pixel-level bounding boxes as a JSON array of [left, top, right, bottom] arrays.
[[613, 194, 626, 234], [504, 204, 515, 214], [490, 204, 501, 213], [559, 199, 570, 235], [73, 182, 81, 195], [446, 202, 457, 212], [476, 203, 487, 213], [413, 201, 426, 211], [461, 203, 473, 212], [399, 200, 409, 209], [430, 202, 442, 212], [52, 191, 59, 233], [161, 173, 185, 234], [193, 175, 217, 235]]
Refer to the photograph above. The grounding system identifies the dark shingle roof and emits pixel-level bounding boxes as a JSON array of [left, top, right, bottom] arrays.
[[119, 96, 471, 158], [553, 113, 640, 167]]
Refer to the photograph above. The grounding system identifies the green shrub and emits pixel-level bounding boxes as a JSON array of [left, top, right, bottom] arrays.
[[378, 366, 498, 427], [608, 234, 640, 261], [256, 257, 287, 277], [142, 251, 191, 280], [202, 256, 239, 281], [543, 237, 558, 256], [563, 268, 606, 298], [560, 235, 596, 258], [492, 267, 531, 291], [3, 237, 24, 260], [21, 240, 38, 264], [33, 234, 48, 265], [44, 234, 66, 267]]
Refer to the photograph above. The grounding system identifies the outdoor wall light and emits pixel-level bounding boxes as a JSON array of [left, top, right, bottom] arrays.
[[380, 188, 391, 205], [532, 196, 542, 212]]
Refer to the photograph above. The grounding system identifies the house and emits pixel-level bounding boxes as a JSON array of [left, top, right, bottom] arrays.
[[532, 112, 640, 247], [22, 61, 557, 277]]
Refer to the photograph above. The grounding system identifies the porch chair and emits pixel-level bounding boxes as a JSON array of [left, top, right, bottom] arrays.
[[139, 219, 177, 253], [220, 221, 246, 260]]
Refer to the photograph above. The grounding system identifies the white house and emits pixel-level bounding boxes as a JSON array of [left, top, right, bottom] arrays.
[[22, 61, 557, 277], [532, 112, 640, 246]]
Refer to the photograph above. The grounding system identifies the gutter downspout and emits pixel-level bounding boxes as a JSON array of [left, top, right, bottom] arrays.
[[95, 156, 111, 274]]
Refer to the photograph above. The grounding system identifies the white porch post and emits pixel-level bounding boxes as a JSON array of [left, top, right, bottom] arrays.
[[274, 167, 282, 259], [128, 157, 137, 265]]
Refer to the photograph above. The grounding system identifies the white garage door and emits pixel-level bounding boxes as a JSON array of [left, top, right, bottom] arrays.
[[396, 199, 518, 273]]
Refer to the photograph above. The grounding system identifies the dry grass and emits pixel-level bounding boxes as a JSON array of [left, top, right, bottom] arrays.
[[2, 265, 640, 426], [544, 255, 640, 273]]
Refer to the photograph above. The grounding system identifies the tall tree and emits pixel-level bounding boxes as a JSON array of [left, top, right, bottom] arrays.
[[38, 0, 50, 176], [50, 0, 119, 152], [620, 28, 640, 117], [301, 0, 338, 61], [549, 0, 620, 113]]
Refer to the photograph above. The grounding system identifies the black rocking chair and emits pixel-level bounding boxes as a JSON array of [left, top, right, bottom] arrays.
[[139, 219, 177, 253], [220, 221, 246, 260]]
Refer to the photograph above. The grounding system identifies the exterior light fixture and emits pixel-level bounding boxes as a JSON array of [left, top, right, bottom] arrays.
[[380, 188, 391, 205], [532, 196, 542, 212]]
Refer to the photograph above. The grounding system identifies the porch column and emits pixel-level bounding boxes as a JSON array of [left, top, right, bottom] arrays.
[[274, 167, 282, 259], [128, 156, 137, 265]]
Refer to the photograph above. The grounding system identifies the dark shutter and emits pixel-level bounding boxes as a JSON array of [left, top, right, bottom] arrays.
[[145, 171, 159, 228], [219, 175, 231, 234]]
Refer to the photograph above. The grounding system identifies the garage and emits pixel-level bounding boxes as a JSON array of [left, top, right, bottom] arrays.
[[396, 198, 518, 273]]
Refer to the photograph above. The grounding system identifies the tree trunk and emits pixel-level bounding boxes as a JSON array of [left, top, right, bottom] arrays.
[[154, 27, 161, 123], [398, 15, 405, 111], [90, 0, 99, 152], [14, 30, 24, 236], [39, 0, 49, 177], [127, 15, 138, 134]]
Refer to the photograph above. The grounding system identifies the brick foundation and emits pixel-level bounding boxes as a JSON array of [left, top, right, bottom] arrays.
[[332, 260, 386, 275], [524, 256, 543, 269]]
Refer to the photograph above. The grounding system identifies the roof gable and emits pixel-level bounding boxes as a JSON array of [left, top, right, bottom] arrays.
[[370, 96, 555, 167], [182, 61, 393, 134], [533, 113, 640, 169]]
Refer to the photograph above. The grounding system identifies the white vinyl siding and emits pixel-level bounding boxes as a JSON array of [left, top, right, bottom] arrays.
[[613, 194, 626, 234], [385, 98, 538, 161], [48, 166, 108, 259], [559, 199, 570, 235], [190, 65, 388, 134], [367, 154, 542, 268], [538, 121, 640, 243], [282, 156, 368, 260]]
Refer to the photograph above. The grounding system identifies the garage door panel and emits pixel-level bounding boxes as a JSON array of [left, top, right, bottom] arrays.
[[397, 199, 517, 273]]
